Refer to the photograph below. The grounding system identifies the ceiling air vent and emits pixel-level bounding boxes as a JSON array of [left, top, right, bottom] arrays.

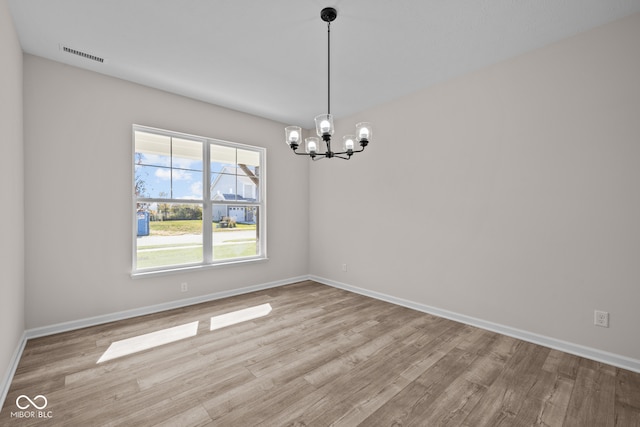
[[62, 46, 105, 63]]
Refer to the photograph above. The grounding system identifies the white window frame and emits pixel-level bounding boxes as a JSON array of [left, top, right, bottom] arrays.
[[132, 125, 267, 277]]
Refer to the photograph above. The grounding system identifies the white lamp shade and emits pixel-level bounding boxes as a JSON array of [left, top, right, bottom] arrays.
[[285, 126, 302, 146], [343, 135, 355, 151], [355, 122, 372, 142], [305, 137, 319, 153], [314, 114, 334, 137]]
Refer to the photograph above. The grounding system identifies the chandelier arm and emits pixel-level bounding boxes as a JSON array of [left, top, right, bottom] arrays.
[[333, 147, 364, 156], [292, 150, 312, 156], [291, 147, 333, 158], [351, 145, 368, 153]]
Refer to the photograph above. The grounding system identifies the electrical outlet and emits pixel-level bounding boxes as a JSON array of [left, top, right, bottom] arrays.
[[594, 310, 609, 328], [180, 282, 188, 292], [341, 263, 347, 272]]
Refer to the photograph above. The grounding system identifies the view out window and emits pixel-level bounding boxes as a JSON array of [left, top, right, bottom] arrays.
[[133, 125, 266, 274]]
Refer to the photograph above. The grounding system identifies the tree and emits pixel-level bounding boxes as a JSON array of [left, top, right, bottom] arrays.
[[158, 192, 170, 220], [169, 204, 202, 220], [134, 153, 148, 198]]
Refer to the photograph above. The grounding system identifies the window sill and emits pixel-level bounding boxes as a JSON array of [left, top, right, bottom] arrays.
[[131, 257, 268, 279]]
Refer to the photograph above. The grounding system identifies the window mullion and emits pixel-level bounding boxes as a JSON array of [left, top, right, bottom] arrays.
[[202, 141, 212, 263]]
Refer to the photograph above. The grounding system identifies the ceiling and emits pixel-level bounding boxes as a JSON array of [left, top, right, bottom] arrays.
[[8, 0, 640, 128]]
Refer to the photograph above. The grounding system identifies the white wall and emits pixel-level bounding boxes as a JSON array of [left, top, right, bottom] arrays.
[[0, 0, 25, 391], [311, 13, 640, 361], [23, 55, 309, 328]]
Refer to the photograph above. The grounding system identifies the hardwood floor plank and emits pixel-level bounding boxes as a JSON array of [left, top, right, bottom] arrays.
[[414, 377, 485, 426], [461, 341, 551, 426], [408, 334, 520, 426], [508, 371, 574, 427], [614, 404, 640, 427], [360, 329, 490, 426], [284, 323, 473, 427], [615, 370, 640, 427], [542, 349, 580, 380], [564, 361, 617, 427], [1, 280, 637, 427], [616, 368, 640, 411], [302, 323, 408, 387], [152, 404, 212, 427], [534, 373, 575, 426], [276, 324, 474, 426]]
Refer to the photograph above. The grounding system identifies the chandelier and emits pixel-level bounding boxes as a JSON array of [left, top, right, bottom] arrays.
[[285, 7, 372, 160]]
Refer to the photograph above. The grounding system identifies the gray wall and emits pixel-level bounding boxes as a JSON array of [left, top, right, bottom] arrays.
[[0, 0, 25, 388], [23, 55, 309, 328], [310, 13, 640, 361]]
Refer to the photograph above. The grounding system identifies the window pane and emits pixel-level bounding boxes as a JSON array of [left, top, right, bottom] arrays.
[[210, 145, 261, 201], [237, 149, 260, 201], [172, 138, 203, 171], [135, 165, 171, 198], [210, 145, 236, 173], [135, 131, 171, 167], [238, 171, 258, 201], [136, 202, 203, 270], [171, 138, 203, 200], [237, 148, 260, 173], [213, 206, 259, 260], [172, 169, 203, 200], [211, 172, 237, 201]]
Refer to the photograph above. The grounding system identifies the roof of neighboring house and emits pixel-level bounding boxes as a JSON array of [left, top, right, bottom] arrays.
[[211, 166, 256, 186]]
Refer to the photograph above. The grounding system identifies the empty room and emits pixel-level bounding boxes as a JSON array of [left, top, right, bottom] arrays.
[[1, 0, 639, 425]]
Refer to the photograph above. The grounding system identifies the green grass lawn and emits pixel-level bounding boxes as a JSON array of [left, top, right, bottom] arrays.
[[136, 242, 258, 270]]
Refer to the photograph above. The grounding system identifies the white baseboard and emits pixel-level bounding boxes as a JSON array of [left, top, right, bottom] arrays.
[[311, 275, 640, 374], [0, 331, 27, 413]]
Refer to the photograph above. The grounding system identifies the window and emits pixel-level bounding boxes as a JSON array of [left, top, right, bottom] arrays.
[[133, 125, 266, 274]]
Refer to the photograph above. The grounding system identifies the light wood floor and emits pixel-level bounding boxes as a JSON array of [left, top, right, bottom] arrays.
[[2, 281, 639, 426]]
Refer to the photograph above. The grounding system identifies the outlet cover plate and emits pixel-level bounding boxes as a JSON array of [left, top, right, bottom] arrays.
[[594, 310, 609, 328]]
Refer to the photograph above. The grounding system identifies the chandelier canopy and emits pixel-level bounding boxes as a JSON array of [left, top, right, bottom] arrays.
[[285, 7, 372, 160]]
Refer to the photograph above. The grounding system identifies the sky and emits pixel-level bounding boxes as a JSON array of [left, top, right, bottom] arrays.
[[134, 130, 260, 202], [135, 152, 258, 201]]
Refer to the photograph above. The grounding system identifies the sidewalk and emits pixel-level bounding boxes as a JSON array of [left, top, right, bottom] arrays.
[[137, 230, 256, 246]]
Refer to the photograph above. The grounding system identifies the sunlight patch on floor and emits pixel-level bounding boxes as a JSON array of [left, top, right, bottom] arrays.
[[210, 303, 272, 331], [97, 321, 199, 363], [96, 303, 273, 363]]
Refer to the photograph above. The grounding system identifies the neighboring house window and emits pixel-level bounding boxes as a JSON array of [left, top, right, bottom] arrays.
[[133, 125, 266, 274]]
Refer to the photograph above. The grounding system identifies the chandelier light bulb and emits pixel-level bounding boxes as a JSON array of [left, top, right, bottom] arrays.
[[343, 135, 355, 151], [305, 137, 319, 153], [315, 114, 334, 137], [356, 122, 372, 143], [285, 126, 302, 147]]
